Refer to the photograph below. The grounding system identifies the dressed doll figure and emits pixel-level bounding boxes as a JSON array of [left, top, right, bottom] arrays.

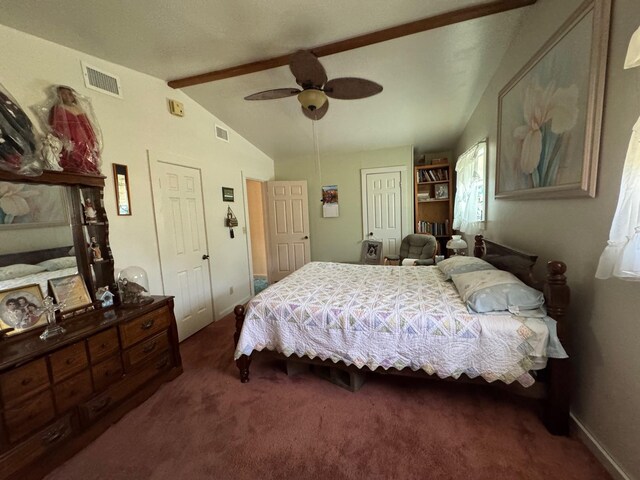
[[48, 86, 101, 174]]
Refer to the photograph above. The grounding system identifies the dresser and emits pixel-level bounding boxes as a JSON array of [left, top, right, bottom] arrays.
[[0, 296, 182, 480]]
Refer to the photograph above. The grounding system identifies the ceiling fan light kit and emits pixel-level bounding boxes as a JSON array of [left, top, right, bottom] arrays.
[[244, 50, 382, 120], [297, 89, 327, 111]]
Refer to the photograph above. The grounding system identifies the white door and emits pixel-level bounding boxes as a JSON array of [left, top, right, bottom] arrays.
[[362, 170, 403, 259], [150, 159, 213, 341], [266, 180, 310, 282]]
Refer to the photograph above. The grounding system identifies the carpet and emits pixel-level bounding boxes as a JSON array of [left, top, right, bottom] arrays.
[[46, 314, 610, 480]]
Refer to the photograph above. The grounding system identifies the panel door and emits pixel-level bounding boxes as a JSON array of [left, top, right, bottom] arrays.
[[151, 161, 213, 341], [266, 181, 310, 282], [364, 171, 402, 259]]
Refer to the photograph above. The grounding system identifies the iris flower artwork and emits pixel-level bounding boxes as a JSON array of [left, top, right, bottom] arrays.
[[496, 0, 610, 198], [0, 182, 68, 227]]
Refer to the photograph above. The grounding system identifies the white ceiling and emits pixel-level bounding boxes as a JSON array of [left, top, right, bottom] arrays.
[[0, 0, 528, 160]]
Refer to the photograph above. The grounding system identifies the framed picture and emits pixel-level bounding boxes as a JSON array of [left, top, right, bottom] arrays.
[[113, 163, 132, 216], [360, 240, 383, 265], [496, 0, 610, 199], [435, 184, 449, 199], [0, 284, 47, 335], [0, 182, 69, 228], [222, 187, 234, 202], [48, 274, 93, 315]]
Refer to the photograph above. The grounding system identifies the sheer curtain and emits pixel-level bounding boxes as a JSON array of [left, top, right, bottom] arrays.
[[453, 141, 486, 234], [595, 26, 640, 280]]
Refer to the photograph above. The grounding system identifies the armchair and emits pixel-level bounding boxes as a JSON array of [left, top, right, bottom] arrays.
[[384, 234, 438, 266]]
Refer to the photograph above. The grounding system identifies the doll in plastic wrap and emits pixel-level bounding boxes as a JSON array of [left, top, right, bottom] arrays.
[[0, 82, 41, 175], [47, 86, 102, 174]]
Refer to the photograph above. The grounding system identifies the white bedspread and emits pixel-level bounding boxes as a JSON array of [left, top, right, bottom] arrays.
[[235, 262, 566, 387]]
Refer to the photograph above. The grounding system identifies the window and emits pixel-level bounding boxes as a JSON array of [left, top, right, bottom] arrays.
[[453, 141, 486, 234]]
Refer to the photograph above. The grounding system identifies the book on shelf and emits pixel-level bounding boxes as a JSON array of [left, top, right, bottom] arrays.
[[416, 219, 450, 236]]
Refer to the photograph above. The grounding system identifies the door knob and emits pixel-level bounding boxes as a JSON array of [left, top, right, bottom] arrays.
[[202, 254, 210, 260], [303, 236, 309, 240], [369, 232, 373, 236]]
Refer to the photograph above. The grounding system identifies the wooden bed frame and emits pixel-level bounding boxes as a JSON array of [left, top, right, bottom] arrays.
[[233, 235, 571, 435], [0, 246, 74, 268]]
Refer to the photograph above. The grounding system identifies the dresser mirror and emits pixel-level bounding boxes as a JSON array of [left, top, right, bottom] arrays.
[[0, 181, 77, 296]]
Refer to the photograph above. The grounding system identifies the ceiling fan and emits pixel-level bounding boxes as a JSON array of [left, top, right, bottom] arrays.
[[244, 50, 383, 120]]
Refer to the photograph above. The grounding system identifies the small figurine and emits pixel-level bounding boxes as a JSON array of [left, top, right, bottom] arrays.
[[39, 133, 63, 171], [89, 236, 103, 261], [96, 286, 115, 308], [39, 296, 65, 340], [118, 277, 152, 306], [84, 198, 97, 224]]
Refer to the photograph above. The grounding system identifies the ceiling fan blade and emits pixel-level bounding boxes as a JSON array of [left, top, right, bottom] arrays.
[[302, 100, 329, 121], [324, 78, 383, 100], [244, 88, 301, 101], [290, 50, 327, 88]]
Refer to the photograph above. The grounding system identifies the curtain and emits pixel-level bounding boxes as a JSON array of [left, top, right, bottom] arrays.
[[595, 27, 640, 280], [453, 141, 486, 234]]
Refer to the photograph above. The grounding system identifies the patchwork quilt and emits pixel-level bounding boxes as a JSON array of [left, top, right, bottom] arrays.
[[235, 262, 558, 386]]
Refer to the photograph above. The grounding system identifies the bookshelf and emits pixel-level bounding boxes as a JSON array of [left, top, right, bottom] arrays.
[[414, 161, 454, 254]]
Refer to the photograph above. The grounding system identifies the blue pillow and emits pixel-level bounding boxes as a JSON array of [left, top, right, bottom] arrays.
[[437, 256, 496, 280], [451, 269, 544, 313]]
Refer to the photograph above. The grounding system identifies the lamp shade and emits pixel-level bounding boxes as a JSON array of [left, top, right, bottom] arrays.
[[297, 89, 327, 111], [446, 234, 468, 254]]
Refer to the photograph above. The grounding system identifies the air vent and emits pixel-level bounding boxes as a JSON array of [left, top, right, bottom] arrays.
[[215, 125, 229, 142], [81, 61, 123, 98]]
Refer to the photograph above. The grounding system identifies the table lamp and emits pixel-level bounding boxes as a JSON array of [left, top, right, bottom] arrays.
[[446, 235, 468, 256]]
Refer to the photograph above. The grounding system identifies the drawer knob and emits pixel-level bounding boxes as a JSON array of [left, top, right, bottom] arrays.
[[100, 342, 108, 349], [91, 397, 112, 413], [156, 358, 169, 370], [65, 358, 75, 365], [142, 341, 157, 354], [141, 319, 155, 330], [21, 377, 32, 386], [42, 425, 68, 445]]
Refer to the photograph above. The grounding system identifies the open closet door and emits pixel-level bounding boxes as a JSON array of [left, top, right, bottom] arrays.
[[265, 181, 310, 282]]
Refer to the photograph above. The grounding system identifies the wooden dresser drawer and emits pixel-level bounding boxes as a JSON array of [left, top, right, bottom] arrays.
[[4, 389, 56, 443], [1, 414, 73, 480], [49, 342, 89, 383], [80, 352, 172, 424], [87, 328, 120, 364], [123, 331, 169, 372], [54, 370, 93, 413], [92, 355, 123, 392], [119, 307, 170, 348], [0, 358, 49, 408]]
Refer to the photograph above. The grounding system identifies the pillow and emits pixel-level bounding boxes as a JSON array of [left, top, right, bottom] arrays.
[[0, 264, 47, 281], [437, 256, 496, 280], [451, 269, 544, 313], [37, 256, 77, 271]]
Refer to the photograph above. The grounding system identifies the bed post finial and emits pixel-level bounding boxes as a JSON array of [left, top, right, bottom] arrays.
[[544, 261, 570, 340], [474, 235, 485, 258], [233, 304, 251, 383]]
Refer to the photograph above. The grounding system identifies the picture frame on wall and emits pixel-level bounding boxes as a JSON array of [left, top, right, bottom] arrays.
[[113, 163, 132, 216], [496, 0, 610, 199], [0, 284, 47, 335], [222, 187, 234, 202], [0, 182, 68, 228]]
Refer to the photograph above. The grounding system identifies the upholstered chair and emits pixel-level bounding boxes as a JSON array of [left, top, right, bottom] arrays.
[[385, 234, 438, 266]]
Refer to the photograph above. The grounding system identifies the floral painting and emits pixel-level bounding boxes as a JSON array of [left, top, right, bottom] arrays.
[[0, 182, 68, 227], [496, 0, 610, 198]]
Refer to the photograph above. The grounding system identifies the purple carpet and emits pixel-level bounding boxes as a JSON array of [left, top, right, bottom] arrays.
[[46, 313, 610, 480]]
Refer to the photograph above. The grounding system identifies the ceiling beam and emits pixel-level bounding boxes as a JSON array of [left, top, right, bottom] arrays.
[[168, 0, 536, 89]]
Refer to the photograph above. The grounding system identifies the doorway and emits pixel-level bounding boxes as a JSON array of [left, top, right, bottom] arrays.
[[361, 166, 409, 259], [245, 179, 269, 295], [148, 153, 214, 342]]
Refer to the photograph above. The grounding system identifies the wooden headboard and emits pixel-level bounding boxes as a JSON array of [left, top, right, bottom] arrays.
[[473, 236, 541, 289], [0, 246, 74, 268]]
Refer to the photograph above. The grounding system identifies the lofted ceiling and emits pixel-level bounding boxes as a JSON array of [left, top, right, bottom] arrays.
[[0, 0, 530, 161]]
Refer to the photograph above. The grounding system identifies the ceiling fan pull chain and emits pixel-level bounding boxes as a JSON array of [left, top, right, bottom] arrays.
[[312, 120, 322, 179]]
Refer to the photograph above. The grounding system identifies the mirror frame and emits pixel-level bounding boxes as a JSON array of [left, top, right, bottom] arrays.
[[112, 163, 132, 216]]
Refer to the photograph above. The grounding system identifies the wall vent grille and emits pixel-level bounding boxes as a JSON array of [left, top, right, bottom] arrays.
[[81, 62, 123, 98], [215, 125, 229, 142]]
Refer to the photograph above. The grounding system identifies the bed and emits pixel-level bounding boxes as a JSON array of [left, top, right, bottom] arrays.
[[0, 246, 78, 296], [233, 236, 571, 435]]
